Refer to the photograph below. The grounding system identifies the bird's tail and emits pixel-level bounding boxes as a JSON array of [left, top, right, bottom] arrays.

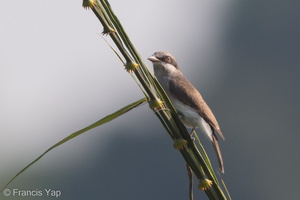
[[212, 134, 224, 173]]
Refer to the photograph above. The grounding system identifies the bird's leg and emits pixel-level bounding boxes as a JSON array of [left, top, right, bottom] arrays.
[[189, 128, 195, 136], [189, 128, 195, 141]]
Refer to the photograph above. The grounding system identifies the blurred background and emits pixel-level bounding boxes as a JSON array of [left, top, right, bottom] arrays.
[[1, 0, 299, 199]]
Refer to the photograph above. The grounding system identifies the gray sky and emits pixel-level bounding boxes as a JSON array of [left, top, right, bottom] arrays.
[[0, 0, 229, 163]]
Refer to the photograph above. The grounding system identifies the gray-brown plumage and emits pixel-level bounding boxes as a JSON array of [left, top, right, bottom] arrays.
[[148, 51, 225, 172]]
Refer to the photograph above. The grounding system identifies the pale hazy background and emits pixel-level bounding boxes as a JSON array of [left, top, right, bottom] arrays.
[[1, 1, 299, 200]]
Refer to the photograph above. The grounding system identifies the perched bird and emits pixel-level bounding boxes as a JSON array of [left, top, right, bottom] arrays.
[[148, 51, 225, 172]]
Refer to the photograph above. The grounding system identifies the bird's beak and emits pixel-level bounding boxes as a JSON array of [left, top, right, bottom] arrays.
[[148, 56, 159, 63]]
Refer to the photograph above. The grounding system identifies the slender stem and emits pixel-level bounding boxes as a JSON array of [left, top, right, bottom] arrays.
[[187, 164, 194, 200], [85, 1, 229, 199]]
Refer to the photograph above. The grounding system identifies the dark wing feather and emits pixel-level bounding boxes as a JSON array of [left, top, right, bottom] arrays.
[[169, 75, 224, 140]]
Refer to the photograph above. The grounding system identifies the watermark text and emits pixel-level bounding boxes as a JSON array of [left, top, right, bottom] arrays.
[[3, 188, 61, 198]]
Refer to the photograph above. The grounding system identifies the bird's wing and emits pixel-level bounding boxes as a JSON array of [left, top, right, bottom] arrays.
[[169, 75, 225, 140]]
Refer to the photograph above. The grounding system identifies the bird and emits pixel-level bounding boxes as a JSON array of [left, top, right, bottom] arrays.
[[148, 51, 225, 173]]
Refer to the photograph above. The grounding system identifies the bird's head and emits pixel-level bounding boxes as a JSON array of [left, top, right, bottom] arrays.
[[148, 51, 179, 76]]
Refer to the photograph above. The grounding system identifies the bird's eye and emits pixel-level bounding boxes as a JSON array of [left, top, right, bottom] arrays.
[[164, 56, 171, 63]]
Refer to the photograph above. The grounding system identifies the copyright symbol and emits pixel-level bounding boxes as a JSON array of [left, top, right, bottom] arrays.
[[3, 188, 11, 196]]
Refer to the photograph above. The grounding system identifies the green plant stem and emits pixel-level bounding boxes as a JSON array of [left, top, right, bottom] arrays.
[[86, 1, 229, 199]]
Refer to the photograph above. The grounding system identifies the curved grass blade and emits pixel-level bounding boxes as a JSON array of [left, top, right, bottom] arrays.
[[220, 175, 232, 200], [1, 97, 148, 191], [193, 131, 219, 184]]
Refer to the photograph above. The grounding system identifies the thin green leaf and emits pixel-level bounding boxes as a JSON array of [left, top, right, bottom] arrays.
[[99, 34, 148, 98], [99, 34, 125, 65], [1, 97, 148, 191], [193, 131, 219, 184]]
